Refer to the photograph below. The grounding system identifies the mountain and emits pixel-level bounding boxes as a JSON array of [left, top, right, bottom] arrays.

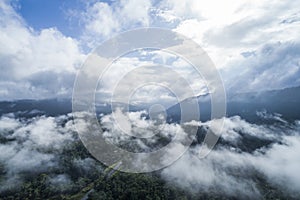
[[167, 86, 300, 123], [166, 93, 211, 123], [1, 86, 299, 121], [0, 99, 72, 117], [0, 99, 142, 117]]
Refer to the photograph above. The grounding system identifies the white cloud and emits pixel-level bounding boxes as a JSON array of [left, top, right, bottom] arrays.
[[81, 0, 152, 46], [94, 51, 207, 106], [156, 0, 300, 92], [84, 2, 119, 37], [0, 1, 85, 100], [5, 147, 55, 174], [100, 108, 181, 150], [222, 42, 300, 92], [161, 146, 261, 198], [49, 174, 72, 187], [0, 114, 76, 190], [0, 116, 21, 131], [12, 116, 74, 150], [255, 136, 300, 193], [1, 109, 300, 197], [162, 116, 300, 198], [1, 0, 299, 100]]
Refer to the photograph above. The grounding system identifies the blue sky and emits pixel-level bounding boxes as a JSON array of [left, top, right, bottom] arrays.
[[16, 0, 118, 37], [0, 0, 300, 101], [16, 0, 83, 37]]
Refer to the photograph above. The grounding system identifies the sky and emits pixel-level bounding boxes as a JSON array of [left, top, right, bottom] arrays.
[[16, 0, 82, 37], [0, 0, 300, 101]]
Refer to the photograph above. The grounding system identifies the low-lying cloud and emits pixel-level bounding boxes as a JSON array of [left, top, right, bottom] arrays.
[[163, 115, 300, 199], [1, 110, 300, 199], [0, 114, 76, 191]]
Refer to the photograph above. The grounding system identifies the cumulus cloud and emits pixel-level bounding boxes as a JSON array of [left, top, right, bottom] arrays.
[[256, 110, 288, 123], [162, 116, 300, 199], [0, 116, 21, 131], [94, 50, 207, 106], [0, 114, 76, 190], [11, 116, 74, 149], [222, 42, 300, 93], [100, 108, 179, 152], [93, 108, 300, 198], [0, 1, 85, 100], [255, 135, 300, 194], [0, 112, 115, 192], [80, 0, 152, 46], [1, 0, 299, 101], [161, 146, 261, 198], [156, 0, 300, 93], [1, 107, 300, 198]]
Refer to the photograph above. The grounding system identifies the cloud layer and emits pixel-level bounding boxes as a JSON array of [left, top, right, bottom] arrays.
[[0, 114, 79, 191], [0, 109, 300, 198], [163, 116, 300, 199], [1, 0, 300, 100]]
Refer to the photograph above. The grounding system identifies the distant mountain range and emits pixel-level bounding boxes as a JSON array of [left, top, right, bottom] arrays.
[[0, 99, 72, 117], [1, 86, 300, 122], [226, 86, 300, 122], [167, 86, 300, 122]]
